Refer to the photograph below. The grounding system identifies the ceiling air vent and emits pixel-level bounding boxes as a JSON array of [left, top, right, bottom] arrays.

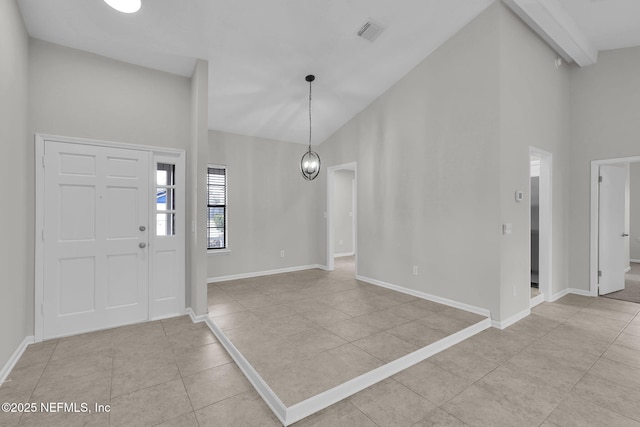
[[357, 19, 385, 42]]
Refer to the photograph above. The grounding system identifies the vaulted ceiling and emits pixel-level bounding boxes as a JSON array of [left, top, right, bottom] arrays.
[[17, 0, 640, 145]]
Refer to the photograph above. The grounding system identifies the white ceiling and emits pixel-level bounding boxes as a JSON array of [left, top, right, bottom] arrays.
[[16, 0, 640, 145]]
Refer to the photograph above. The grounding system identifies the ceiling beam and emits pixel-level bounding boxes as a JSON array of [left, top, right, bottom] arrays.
[[503, 0, 598, 66]]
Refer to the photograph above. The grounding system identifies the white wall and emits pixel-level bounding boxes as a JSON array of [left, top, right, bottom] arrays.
[[497, 4, 571, 317], [321, 3, 503, 318], [28, 40, 193, 330], [333, 170, 355, 256], [0, 0, 30, 371], [207, 130, 324, 280], [569, 46, 640, 290], [631, 163, 640, 261]]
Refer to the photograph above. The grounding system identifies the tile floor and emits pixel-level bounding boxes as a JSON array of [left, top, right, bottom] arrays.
[[207, 256, 487, 406], [1, 271, 639, 425]]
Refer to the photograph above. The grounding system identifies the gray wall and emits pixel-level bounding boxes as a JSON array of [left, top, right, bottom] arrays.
[[333, 170, 355, 256], [0, 0, 30, 371], [631, 163, 640, 261], [497, 4, 571, 318], [569, 46, 640, 290], [27, 40, 193, 333], [207, 130, 324, 279], [321, 2, 503, 317]]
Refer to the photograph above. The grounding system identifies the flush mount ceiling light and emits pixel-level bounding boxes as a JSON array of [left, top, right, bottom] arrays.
[[104, 0, 141, 14], [300, 75, 321, 181]]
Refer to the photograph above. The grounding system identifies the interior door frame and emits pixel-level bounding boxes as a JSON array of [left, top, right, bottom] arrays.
[[590, 156, 640, 296], [326, 162, 357, 272], [529, 147, 553, 303], [34, 134, 185, 342]]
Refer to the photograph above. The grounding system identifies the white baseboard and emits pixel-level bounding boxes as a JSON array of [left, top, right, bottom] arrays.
[[1, 336, 35, 387], [492, 308, 531, 330], [203, 317, 287, 425], [550, 287, 594, 302], [356, 275, 491, 318], [208, 264, 325, 284], [529, 293, 545, 309], [186, 307, 208, 323], [334, 252, 354, 258], [205, 307, 490, 426], [631, 259, 640, 264]]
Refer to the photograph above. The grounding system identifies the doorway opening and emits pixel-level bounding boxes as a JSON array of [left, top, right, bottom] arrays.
[[326, 162, 357, 274], [530, 147, 552, 307], [591, 157, 640, 303]]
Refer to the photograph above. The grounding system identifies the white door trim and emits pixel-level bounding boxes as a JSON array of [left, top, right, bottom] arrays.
[[34, 133, 185, 342], [590, 155, 640, 296], [326, 162, 357, 272], [529, 147, 552, 302]]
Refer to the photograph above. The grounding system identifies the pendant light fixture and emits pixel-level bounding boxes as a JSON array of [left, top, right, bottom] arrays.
[[104, 0, 141, 14], [300, 75, 321, 181]]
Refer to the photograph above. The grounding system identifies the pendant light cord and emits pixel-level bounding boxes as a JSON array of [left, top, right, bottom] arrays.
[[308, 80, 312, 154]]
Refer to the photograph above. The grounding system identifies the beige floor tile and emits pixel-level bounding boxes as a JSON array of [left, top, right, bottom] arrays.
[[603, 344, 640, 369], [565, 311, 628, 333], [354, 309, 412, 331], [329, 299, 380, 317], [112, 340, 174, 369], [208, 301, 247, 317], [292, 400, 376, 427], [615, 332, 640, 351], [324, 317, 382, 342], [239, 338, 310, 380], [589, 357, 640, 392], [266, 314, 319, 336], [573, 374, 640, 421], [0, 390, 31, 427], [350, 379, 437, 427], [387, 321, 447, 347], [624, 322, 640, 337], [109, 379, 192, 426], [442, 384, 536, 427], [542, 324, 615, 356], [250, 303, 299, 321], [299, 307, 353, 327], [417, 312, 472, 335], [476, 365, 565, 424], [353, 332, 419, 362], [210, 310, 263, 331], [581, 306, 637, 322], [532, 302, 581, 321], [554, 294, 594, 308], [430, 346, 498, 382], [182, 363, 251, 410], [50, 329, 113, 361], [286, 328, 348, 357], [413, 408, 469, 427], [160, 315, 203, 336], [111, 321, 166, 347], [406, 299, 449, 313], [235, 294, 278, 310], [174, 342, 232, 377], [166, 324, 217, 350], [506, 350, 588, 394], [39, 351, 112, 385], [503, 313, 560, 338], [439, 307, 486, 324], [393, 360, 472, 406], [453, 327, 535, 364], [360, 294, 404, 310], [195, 391, 281, 427], [12, 341, 57, 370], [384, 302, 433, 321], [154, 411, 199, 427], [589, 297, 640, 315], [111, 356, 181, 398], [0, 363, 46, 399], [541, 393, 640, 427]]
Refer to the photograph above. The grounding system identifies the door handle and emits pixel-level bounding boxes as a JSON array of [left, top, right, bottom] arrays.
[[139, 242, 147, 249], [622, 233, 629, 237]]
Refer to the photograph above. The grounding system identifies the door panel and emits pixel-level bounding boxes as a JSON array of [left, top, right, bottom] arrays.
[[599, 165, 627, 295], [43, 141, 149, 339]]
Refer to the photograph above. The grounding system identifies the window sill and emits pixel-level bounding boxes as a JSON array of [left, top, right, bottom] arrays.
[[208, 249, 231, 255]]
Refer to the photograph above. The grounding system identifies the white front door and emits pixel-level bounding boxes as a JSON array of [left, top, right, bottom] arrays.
[[599, 165, 627, 295], [43, 141, 150, 338]]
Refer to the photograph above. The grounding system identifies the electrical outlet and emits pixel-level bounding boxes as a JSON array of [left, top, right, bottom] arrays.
[[412, 266, 419, 276], [280, 250, 285, 258]]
